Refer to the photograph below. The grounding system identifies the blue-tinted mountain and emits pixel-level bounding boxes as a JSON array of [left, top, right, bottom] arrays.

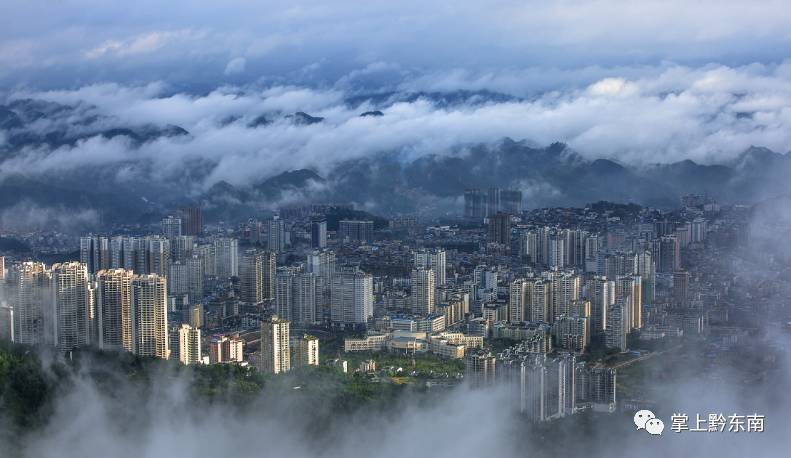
[[0, 99, 189, 151], [3, 95, 791, 228], [247, 114, 272, 128], [286, 112, 324, 125], [345, 90, 518, 110]]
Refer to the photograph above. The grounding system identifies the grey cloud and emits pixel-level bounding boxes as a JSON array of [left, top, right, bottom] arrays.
[[2, 1, 791, 88], [224, 57, 246, 76], [4, 62, 791, 192]]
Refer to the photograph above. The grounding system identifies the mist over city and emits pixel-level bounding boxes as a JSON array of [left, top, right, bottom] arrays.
[[1, 1, 791, 457]]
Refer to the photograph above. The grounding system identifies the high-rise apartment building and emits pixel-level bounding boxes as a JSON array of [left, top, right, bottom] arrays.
[[552, 315, 589, 353], [338, 220, 374, 243], [186, 256, 204, 303], [16, 262, 52, 346], [196, 244, 216, 277], [161, 215, 182, 239], [584, 365, 617, 412], [673, 270, 689, 307], [690, 218, 706, 243], [189, 303, 204, 329], [550, 272, 581, 321], [465, 350, 496, 387], [214, 238, 239, 278], [275, 268, 295, 320], [131, 274, 169, 359], [584, 276, 614, 338], [146, 237, 170, 278], [268, 218, 286, 253], [259, 315, 290, 374], [178, 323, 201, 365], [507, 353, 576, 422], [633, 251, 656, 305], [290, 334, 319, 368], [108, 236, 124, 269], [563, 229, 588, 267], [655, 235, 681, 273], [239, 249, 276, 303], [464, 188, 523, 219], [240, 251, 262, 305], [487, 213, 511, 246], [509, 279, 528, 323], [276, 270, 318, 325], [464, 189, 486, 219], [498, 189, 524, 215], [167, 261, 190, 296], [520, 230, 538, 263], [306, 249, 335, 317], [306, 250, 336, 278], [413, 249, 447, 286], [616, 275, 643, 330], [80, 235, 110, 274], [528, 279, 551, 323], [51, 262, 91, 352], [170, 235, 195, 263], [311, 220, 327, 249], [410, 267, 435, 316], [330, 268, 373, 326], [0, 305, 13, 342], [605, 298, 629, 352], [96, 269, 134, 351], [177, 207, 203, 236]]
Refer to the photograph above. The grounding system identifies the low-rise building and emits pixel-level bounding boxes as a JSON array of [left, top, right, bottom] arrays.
[[344, 333, 389, 352]]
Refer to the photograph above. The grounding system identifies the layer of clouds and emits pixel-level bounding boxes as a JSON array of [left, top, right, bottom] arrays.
[[1, 1, 791, 89], [224, 57, 246, 76], [3, 62, 791, 192]]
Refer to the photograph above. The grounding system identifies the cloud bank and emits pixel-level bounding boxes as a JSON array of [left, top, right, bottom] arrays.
[[2, 1, 791, 89], [3, 62, 791, 193]]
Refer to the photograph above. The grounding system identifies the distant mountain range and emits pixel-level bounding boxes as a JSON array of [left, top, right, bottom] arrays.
[[189, 140, 791, 220], [1, 96, 791, 230]]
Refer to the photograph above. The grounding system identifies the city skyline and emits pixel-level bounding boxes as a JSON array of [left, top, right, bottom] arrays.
[[2, 2, 791, 457]]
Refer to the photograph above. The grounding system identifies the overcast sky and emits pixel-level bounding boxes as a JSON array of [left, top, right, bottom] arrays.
[[2, 0, 791, 91], [2, 0, 791, 185]]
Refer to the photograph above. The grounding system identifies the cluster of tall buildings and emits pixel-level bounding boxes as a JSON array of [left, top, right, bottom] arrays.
[[239, 249, 277, 303], [338, 220, 374, 243], [471, 266, 644, 353], [275, 268, 318, 325], [520, 227, 596, 268], [0, 261, 171, 357], [257, 314, 319, 374], [464, 188, 523, 219], [231, 245, 375, 330], [79, 234, 240, 300], [0, 190, 725, 425], [466, 346, 617, 421]]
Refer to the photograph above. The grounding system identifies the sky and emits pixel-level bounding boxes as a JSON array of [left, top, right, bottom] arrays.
[[2, 0, 791, 91], [2, 0, 791, 212]]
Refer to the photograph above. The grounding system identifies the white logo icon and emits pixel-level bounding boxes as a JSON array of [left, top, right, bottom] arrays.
[[645, 418, 665, 435], [634, 410, 656, 430], [634, 410, 664, 436]]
